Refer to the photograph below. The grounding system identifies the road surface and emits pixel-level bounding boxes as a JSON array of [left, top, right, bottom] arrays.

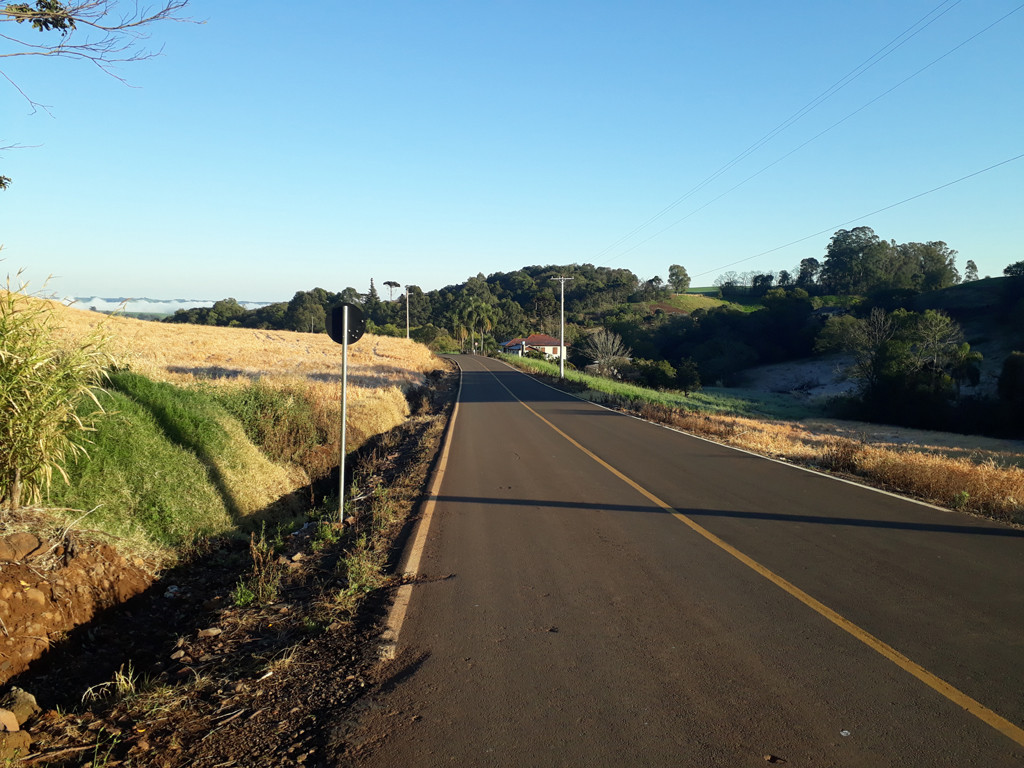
[[350, 354, 1024, 767]]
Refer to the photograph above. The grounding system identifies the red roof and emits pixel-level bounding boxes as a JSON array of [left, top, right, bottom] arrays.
[[523, 334, 565, 347]]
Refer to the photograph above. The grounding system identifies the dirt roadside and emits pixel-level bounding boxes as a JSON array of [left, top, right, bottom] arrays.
[[0, 369, 458, 767]]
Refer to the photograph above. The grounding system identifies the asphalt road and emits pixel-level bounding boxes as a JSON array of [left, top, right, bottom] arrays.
[[351, 354, 1024, 767]]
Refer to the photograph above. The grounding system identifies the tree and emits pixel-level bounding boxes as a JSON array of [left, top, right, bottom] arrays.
[[363, 279, 383, 324], [284, 291, 325, 333], [1004, 261, 1024, 277], [998, 351, 1024, 403], [796, 258, 820, 288], [667, 265, 690, 293], [2, 1, 193, 187], [675, 358, 701, 393], [820, 227, 890, 294], [751, 273, 774, 296], [963, 260, 979, 282], [904, 241, 959, 291], [383, 280, 401, 301], [579, 329, 631, 378]]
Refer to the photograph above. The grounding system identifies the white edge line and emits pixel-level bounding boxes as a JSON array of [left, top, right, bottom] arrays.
[[379, 358, 463, 660], [489, 355, 983, 519]]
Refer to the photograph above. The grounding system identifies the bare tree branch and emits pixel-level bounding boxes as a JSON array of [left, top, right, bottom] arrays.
[[1, 1, 194, 187]]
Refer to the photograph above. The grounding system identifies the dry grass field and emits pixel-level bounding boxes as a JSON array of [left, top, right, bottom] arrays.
[[48, 299, 443, 481], [634, 403, 1024, 524]]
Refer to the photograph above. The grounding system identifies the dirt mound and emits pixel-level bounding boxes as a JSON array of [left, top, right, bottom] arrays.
[[0, 510, 153, 685]]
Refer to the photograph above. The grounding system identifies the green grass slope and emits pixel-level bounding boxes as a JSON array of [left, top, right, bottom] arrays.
[[49, 373, 303, 552]]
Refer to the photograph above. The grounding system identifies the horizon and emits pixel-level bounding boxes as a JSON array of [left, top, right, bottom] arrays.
[[3, 1, 1021, 301]]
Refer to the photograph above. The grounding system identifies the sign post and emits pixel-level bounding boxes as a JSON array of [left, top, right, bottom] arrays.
[[327, 302, 366, 526]]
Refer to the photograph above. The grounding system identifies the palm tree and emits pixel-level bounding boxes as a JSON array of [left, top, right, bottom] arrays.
[[457, 297, 496, 353]]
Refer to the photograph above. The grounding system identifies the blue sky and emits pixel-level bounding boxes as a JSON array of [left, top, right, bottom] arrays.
[[2, 1, 1022, 303]]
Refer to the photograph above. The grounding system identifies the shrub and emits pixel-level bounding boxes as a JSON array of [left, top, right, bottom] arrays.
[[997, 351, 1024, 403], [0, 279, 109, 508]]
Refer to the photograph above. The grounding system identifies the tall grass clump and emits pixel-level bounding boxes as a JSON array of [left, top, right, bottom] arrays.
[[204, 378, 337, 483], [0, 279, 109, 509]]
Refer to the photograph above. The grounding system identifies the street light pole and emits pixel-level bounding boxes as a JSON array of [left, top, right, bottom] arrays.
[[551, 276, 573, 379]]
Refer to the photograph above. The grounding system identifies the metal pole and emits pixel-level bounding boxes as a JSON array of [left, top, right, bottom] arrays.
[[406, 287, 410, 339], [339, 305, 349, 525]]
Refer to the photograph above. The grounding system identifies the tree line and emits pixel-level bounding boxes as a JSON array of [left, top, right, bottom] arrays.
[[163, 226, 1024, 434]]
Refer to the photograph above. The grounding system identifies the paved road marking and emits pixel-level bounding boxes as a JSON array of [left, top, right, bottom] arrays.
[[489, 369, 1024, 749], [379, 367, 463, 660]]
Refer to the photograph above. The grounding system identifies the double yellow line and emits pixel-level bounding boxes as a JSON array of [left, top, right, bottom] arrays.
[[491, 370, 1024, 750]]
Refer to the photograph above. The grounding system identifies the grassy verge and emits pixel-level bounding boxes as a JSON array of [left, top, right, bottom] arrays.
[[48, 372, 307, 554], [498, 354, 818, 420], [498, 355, 1024, 524]]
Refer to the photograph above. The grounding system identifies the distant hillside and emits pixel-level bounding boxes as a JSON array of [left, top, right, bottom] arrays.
[[912, 275, 1024, 317]]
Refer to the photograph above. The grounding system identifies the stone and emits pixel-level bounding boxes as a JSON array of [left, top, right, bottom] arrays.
[[23, 588, 47, 608], [0, 688, 39, 727], [198, 627, 222, 638], [0, 709, 18, 732], [5, 533, 41, 561], [0, 730, 31, 760], [0, 540, 16, 563]]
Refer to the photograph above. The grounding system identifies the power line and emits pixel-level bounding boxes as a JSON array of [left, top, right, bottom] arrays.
[[689, 151, 1024, 280], [591, 0, 965, 262], [603, 1, 1024, 265]]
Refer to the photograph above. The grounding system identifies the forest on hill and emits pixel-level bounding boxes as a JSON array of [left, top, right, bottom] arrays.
[[163, 227, 1024, 434]]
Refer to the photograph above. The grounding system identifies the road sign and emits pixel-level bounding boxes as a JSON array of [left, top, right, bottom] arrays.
[[327, 303, 366, 345], [326, 302, 365, 526]]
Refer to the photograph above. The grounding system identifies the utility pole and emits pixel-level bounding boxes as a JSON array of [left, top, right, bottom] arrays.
[[551, 276, 573, 379], [405, 287, 411, 339]]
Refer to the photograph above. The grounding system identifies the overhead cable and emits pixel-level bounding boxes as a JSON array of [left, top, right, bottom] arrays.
[[689, 151, 1024, 279], [591, 0, 965, 262]]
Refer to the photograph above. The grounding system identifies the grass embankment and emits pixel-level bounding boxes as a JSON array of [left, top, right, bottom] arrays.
[[501, 354, 815, 420], [32, 300, 442, 558], [499, 354, 1024, 524]]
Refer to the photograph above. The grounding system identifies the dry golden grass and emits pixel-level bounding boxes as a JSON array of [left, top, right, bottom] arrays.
[[37, 299, 442, 497], [634, 402, 1024, 523]]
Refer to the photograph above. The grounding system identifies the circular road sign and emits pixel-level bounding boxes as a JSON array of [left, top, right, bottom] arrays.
[[327, 303, 366, 345]]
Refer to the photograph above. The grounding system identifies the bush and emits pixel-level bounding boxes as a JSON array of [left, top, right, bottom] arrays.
[[998, 351, 1024, 403], [0, 280, 109, 508], [631, 358, 676, 390]]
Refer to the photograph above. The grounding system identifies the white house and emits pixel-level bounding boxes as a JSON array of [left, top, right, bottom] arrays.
[[500, 333, 568, 359]]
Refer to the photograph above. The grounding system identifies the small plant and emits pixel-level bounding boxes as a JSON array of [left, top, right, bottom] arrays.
[[0, 274, 110, 508], [233, 524, 283, 607], [81, 662, 140, 703], [89, 727, 121, 768], [310, 519, 342, 553], [231, 579, 256, 607], [334, 534, 384, 616], [951, 490, 971, 509], [817, 438, 863, 474]]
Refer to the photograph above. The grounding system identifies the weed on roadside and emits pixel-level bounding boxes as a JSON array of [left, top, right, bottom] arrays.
[[232, 524, 283, 607]]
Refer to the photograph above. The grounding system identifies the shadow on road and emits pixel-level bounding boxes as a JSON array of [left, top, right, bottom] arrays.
[[430, 494, 1024, 537]]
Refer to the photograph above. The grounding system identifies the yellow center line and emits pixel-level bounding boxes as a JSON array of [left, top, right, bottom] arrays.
[[489, 369, 1024, 749]]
